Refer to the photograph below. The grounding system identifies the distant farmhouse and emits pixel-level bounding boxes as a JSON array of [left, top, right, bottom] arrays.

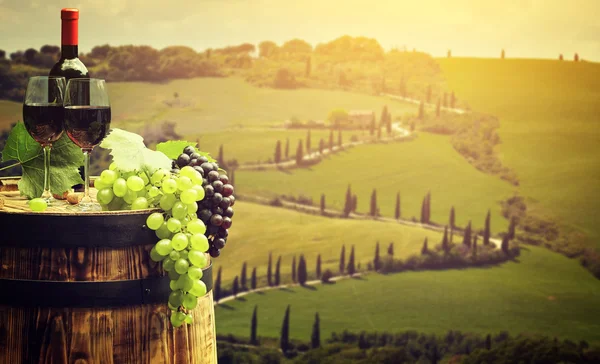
[[348, 110, 374, 128]]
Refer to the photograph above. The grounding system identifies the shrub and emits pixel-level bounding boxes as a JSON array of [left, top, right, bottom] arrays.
[[321, 269, 334, 283]]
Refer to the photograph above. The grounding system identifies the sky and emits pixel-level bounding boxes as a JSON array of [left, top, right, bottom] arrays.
[[0, 0, 599, 60]]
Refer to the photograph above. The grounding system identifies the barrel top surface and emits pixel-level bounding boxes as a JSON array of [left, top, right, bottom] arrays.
[[0, 177, 160, 247], [0, 176, 158, 216]]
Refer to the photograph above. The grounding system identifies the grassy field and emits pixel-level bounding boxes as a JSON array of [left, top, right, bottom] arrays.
[[194, 128, 358, 164], [439, 58, 600, 247], [236, 133, 515, 233], [213, 202, 442, 284], [106, 77, 417, 135], [215, 245, 600, 343]]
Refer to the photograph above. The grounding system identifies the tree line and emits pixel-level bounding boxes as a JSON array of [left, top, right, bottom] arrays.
[[213, 206, 519, 303], [217, 326, 600, 363]]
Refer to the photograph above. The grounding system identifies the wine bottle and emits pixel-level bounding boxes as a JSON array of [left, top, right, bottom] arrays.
[[50, 8, 89, 191], [49, 8, 89, 80]]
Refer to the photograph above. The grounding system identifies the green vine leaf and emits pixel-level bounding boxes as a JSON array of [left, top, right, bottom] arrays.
[[156, 140, 217, 163], [0, 122, 84, 199], [99, 128, 171, 174]]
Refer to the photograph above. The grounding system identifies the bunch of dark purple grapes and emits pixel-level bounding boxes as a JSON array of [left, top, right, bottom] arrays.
[[172, 146, 235, 258]]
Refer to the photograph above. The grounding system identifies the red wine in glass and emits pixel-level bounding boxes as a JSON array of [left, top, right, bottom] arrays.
[[22, 104, 65, 146], [64, 106, 111, 149]]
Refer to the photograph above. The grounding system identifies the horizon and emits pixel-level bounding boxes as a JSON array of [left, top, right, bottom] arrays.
[[1, 0, 599, 61]]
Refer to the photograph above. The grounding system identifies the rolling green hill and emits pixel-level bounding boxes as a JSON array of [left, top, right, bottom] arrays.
[[195, 128, 348, 165], [438, 58, 600, 247], [215, 246, 600, 343], [107, 77, 417, 135], [213, 202, 442, 284], [235, 133, 515, 234]]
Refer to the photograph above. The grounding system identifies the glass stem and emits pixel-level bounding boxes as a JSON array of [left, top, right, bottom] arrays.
[[81, 150, 92, 204], [41, 145, 52, 200]]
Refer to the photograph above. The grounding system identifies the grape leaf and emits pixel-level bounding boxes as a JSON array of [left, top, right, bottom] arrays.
[[1, 122, 84, 199], [156, 140, 197, 159], [99, 128, 171, 174], [156, 140, 216, 163]]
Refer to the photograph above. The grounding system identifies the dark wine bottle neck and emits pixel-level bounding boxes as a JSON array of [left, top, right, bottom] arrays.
[[61, 45, 78, 59]]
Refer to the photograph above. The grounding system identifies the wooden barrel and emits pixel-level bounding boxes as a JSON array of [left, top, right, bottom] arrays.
[[0, 178, 217, 364]]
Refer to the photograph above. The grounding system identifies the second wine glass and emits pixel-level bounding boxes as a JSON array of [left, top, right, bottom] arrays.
[[64, 78, 111, 211]]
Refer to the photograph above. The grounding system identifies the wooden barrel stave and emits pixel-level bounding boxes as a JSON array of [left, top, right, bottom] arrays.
[[0, 180, 217, 364]]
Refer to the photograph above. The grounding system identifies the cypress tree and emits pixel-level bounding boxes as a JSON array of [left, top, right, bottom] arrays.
[[339, 245, 346, 274], [436, 98, 441, 117], [420, 196, 427, 223], [418, 100, 425, 120], [387, 242, 394, 257], [501, 49, 505, 59], [275, 256, 281, 286], [508, 216, 517, 240], [214, 266, 222, 303], [449, 206, 455, 228], [343, 185, 352, 217], [347, 245, 356, 276], [485, 334, 492, 350], [291, 255, 297, 283], [285, 138, 289, 159], [426, 85, 432, 103], [250, 305, 258, 345], [377, 123, 382, 139], [329, 130, 334, 150], [370, 189, 378, 217], [306, 130, 311, 154], [230, 168, 235, 186], [386, 113, 392, 135], [267, 252, 273, 286], [295, 140, 304, 166], [218, 144, 224, 166], [311, 313, 320, 349], [426, 191, 431, 223], [240, 261, 247, 289], [501, 235, 510, 255], [450, 91, 456, 109], [421, 237, 429, 255], [298, 255, 307, 285], [442, 226, 450, 254], [280, 305, 291, 353], [443, 92, 448, 108], [370, 112, 376, 136], [483, 210, 491, 246], [251, 267, 257, 290], [472, 236, 478, 258], [316, 254, 322, 278], [274, 140, 282, 164], [338, 129, 342, 147], [395, 192, 401, 219], [380, 105, 388, 129], [320, 194, 326, 215], [319, 138, 324, 155], [447, 49, 451, 58], [374, 242, 381, 271], [352, 195, 358, 212], [233, 276, 239, 298], [463, 221, 472, 247]]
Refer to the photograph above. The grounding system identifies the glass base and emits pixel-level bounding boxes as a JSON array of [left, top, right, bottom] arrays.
[[67, 201, 102, 212], [43, 196, 69, 207]]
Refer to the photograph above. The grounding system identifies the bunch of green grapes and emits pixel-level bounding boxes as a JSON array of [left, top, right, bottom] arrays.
[[95, 164, 210, 327]]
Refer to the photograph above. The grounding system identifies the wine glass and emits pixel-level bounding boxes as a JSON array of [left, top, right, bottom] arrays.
[[22, 76, 67, 205], [63, 78, 111, 211]]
